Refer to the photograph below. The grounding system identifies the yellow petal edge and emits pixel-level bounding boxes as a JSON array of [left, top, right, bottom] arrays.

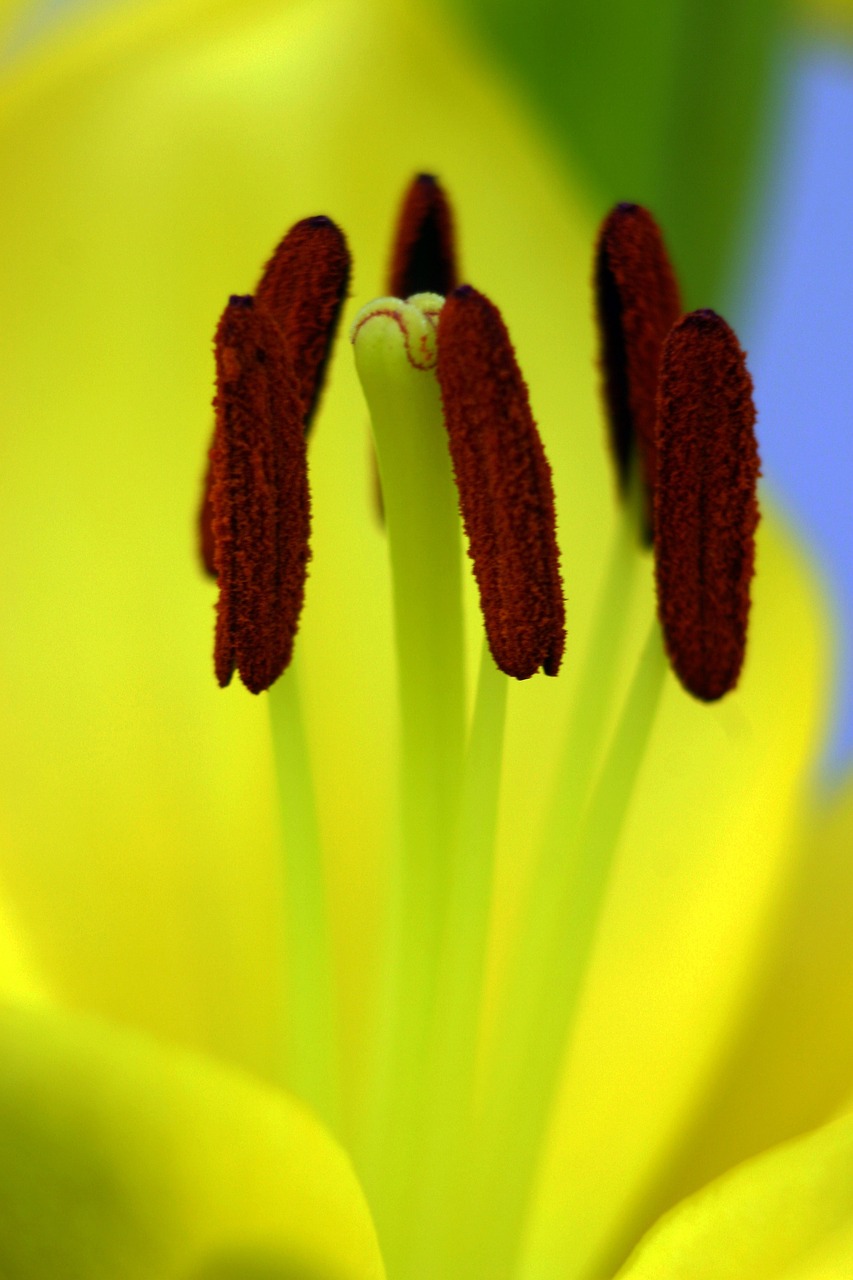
[[616, 1111, 853, 1280], [0, 1000, 384, 1279]]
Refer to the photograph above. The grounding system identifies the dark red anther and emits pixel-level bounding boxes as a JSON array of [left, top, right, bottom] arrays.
[[655, 309, 760, 702], [199, 216, 349, 577], [594, 203, 681, 528], [437, 286, 566, 680], [388, 174, 458, 300], [210, 296, 310, 695]]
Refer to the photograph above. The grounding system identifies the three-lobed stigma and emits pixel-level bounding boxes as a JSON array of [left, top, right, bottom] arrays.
[[350, 294, 443, 371]]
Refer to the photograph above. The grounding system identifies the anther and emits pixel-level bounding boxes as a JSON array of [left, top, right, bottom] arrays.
[[210, 296, 310, 695], [594, 203, 681, 530], [199, 216, 349, 576], [654, 309, 760, 702], [436, 286, 566, 679], [388, 174, 458, 300]]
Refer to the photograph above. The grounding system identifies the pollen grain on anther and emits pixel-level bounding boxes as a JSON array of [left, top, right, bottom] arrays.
[[389, 173, 458, 300], [594, 202, 681, 526], [437, 285, 565, 680], [655, 308, 760, 702], [210, 296, 310, 695]]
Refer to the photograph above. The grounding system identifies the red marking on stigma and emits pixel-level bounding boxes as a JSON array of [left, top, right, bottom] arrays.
[[350, 305, 438, 370], [210, 297, 310, 694], [388, 174, 458, 299], [199, 216, 349, 578], [594, 203, 681, 532], [437, 286, 566, 680], [654, 309, 760, 702]]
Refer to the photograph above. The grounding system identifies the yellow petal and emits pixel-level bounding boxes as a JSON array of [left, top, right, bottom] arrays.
[[601, 769, 853, 1257], [615, 1112, 853, 1280], [0, 999, 384, 1279]]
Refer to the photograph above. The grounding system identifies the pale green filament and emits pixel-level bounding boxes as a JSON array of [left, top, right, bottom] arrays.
[[267, 658, 339, 1132], [352, 294, 466, 1269], [410, 638, 508, 1278], [542, 475, 642, 865], [464, 619, 668, 1280]]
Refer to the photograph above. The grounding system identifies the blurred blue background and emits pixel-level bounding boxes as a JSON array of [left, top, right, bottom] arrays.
[[740, 42, 853, 775], [7, 0, 853, 776]]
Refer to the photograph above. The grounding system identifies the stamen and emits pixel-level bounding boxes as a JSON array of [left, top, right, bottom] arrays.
[[199, 216, 349, 576], [655, 308, 760, 701], [388, 174, 458, 299], [436, 285, 566, 679], [211, 296, 310, 695], [594, 202, 681, 525]]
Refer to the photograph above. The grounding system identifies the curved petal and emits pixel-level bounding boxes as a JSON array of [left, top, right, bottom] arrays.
[[0, 1000, 384, 1279], [598, 768, 853, 1264], [615, 1113, 853, 1280]]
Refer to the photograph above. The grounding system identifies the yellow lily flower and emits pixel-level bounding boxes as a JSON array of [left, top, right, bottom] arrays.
[[0, 0, 848, 1277]]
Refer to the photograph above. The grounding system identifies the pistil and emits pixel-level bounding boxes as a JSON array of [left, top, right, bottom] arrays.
[[352, 293, 466, 1267]]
